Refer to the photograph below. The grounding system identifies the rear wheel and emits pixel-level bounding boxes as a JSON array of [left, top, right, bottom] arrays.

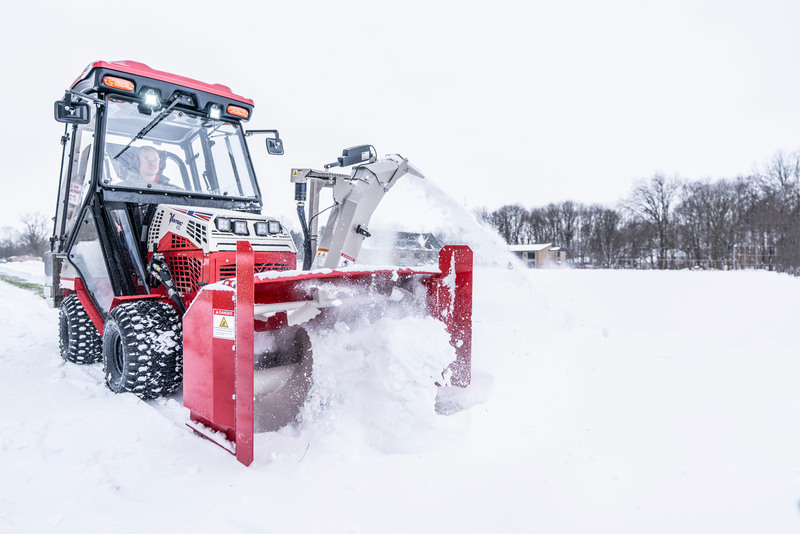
[[102, 300, 183, 400], [59, 294, 102, 364]]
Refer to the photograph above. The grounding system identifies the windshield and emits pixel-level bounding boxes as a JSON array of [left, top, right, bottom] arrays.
[[100, 98, 258, 199]]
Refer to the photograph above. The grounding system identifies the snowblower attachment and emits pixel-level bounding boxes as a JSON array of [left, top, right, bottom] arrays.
[[183, 241, 472, 466]]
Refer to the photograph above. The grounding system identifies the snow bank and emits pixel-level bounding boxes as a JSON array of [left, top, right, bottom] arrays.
[[0, 260, 46, 285], [3, 260, 800, 533]]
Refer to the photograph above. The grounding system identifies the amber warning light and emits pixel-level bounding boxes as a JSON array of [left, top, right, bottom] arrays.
[[102, 76, 135, 92], [226, 105, 249, 119]]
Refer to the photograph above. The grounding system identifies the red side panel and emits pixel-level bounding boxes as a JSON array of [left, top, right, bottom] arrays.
[[428, 246, 473, 387], [74, 278, 104, 334], [183, 243, 256, 465], [183, 286, 237, 435]]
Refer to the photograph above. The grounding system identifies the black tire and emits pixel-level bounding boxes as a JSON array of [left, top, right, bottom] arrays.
[[102, 300, 183, 400], [59, 294, 102, 364]]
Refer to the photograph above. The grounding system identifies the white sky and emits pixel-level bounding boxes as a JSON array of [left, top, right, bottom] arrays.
[[2, 0, 800, 231]]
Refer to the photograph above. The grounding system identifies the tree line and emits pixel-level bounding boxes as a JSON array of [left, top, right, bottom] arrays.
[[4, 149, 800, 273], [477, 150, 800, 273], [0, 213, 50, 259]]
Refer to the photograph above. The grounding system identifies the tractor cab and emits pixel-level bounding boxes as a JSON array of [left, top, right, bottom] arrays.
[[48, 61, 290, 317]]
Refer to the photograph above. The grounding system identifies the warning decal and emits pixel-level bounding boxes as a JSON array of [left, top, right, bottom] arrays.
[[212, 309, 235, 340]]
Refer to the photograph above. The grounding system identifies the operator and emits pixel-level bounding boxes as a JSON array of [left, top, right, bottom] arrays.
[[133, 146, 171, 187]]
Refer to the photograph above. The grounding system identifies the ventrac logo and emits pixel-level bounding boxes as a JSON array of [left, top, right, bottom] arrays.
[[169, 213, 184, 229]]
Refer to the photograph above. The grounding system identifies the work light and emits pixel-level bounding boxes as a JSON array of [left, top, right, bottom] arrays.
[[142, 89, 160, 108], [215, 217, 232, 232], [232, 220, 249, 235]]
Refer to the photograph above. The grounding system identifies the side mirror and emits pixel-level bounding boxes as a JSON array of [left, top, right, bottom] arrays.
[[243, 129, 284, 155], [54, 100, 91, 124], [266, 136, 284, 155]]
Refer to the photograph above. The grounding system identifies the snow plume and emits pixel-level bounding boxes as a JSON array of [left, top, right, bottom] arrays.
[[302, 312, 456, 454], [368, 172, 517, 268]]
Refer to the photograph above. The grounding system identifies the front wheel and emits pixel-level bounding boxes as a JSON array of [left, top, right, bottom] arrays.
[[102, 300, 183, 400]]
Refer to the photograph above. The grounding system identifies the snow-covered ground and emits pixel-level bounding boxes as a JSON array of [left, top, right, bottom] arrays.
[[2, 255, 799, 533], [0, 260, 47, 285], [1, 178, 799, 533]]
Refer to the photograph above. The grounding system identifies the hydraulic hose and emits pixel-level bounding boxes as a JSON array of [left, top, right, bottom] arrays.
[[148, 254, 186, 315], [297, 203, 313, 270]]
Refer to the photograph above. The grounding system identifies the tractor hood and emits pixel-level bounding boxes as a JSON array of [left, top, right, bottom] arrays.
[[148, 205, 296, 255]]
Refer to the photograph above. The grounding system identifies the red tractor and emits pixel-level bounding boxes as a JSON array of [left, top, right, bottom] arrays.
[[49, 61, 472, 464]]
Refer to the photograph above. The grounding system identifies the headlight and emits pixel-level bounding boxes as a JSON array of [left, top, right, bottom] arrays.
[[255, 221, 282, 236], [254, 221, 268, 236], [215, 217, 232, 232], [142, 89, 161, 109], [232, 220, 249, 235]]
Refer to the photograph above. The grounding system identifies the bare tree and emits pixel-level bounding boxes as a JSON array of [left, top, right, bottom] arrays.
[[675, 179, 741, 266], [521, 207, 546, 244], [762, 149, 800, 190], [472, 206, 491, 225], [558, 201, 579, 254], [625, 174, 681, 269], [18, 212, 50, 257], [0, 226, 20, 258], [590, 206, 624, 267], [757, 152, 800, 271], [489, 204, 528, 244]]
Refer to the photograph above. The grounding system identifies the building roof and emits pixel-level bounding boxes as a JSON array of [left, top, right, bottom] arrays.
[[509, 243, 553, 252]]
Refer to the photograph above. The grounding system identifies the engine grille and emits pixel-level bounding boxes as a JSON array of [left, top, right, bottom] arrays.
[[186, 220, 208, 245], [148, 211, 164, 244], [164, 254, 203, 294], [160, 250, 294, 295], [169, 234, 198, 250]]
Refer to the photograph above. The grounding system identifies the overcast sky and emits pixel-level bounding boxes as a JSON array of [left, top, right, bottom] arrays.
[[2, 0, 799, 231]]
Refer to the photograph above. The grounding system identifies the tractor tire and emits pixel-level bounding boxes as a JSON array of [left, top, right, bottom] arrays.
[[59, 294, 102, 364], [102, 300, 183, 400]]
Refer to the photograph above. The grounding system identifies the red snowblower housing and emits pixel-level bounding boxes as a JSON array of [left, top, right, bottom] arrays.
[[48, 60, 473, 465]]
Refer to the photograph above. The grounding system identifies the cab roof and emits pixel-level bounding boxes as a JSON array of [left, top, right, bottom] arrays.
[[73, 60, 254, 107]]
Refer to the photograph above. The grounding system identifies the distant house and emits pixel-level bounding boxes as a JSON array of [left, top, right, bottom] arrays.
[[360, 231, 443, 266], [509, 243, 566, 268], [8, 255, 42, 263]]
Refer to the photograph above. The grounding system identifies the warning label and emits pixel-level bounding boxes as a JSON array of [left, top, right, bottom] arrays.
[[212, 309, 235, 340], [68, 183, 82, 205]]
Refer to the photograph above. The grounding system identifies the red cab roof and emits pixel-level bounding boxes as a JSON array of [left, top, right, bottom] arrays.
[[74, 60, 254, 106]]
